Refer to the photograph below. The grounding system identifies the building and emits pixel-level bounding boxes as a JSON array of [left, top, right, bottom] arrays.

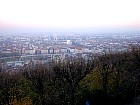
[[24, 49, 35, 54], [41, 49, 49, 54]]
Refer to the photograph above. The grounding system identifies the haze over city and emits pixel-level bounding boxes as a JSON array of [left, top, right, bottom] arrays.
[[1, 0, 140, 105], [0, 0, 140, 33]]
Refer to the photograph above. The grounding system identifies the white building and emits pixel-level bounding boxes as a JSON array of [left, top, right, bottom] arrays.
[[68, 48, 75, 53], [60, 48, 68, 53], [83, 48, 92, 53], [24, 49, 35, 54], [74, 48, 83, 53], [41, 49, 48, 54], [67, 40, 72, 45]]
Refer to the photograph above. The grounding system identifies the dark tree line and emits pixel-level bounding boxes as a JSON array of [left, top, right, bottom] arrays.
[[0, 46, 140, 105]]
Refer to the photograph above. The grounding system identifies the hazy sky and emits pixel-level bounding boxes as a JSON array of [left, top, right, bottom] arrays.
[[0, 0, 140, 33]]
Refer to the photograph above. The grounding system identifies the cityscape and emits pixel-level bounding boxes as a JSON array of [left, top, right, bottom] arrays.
[[1, 0, 140, 104], [0, 32, 140, 71]]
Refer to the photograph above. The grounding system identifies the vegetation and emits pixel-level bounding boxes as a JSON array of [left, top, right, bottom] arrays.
[[0, 46, 140, 105]]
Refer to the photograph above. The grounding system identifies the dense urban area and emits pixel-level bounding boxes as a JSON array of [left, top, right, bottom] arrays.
[[1, 33, 140, 70]]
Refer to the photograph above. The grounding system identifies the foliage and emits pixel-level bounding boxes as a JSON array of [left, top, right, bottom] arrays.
[[0, 46, 140, 105]]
